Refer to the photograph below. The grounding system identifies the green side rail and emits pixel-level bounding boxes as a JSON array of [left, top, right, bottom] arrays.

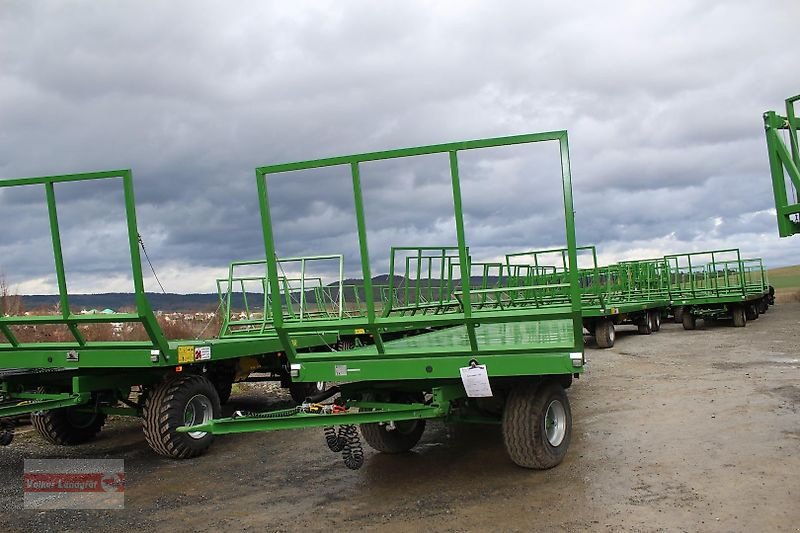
[[664, 249, 767, 306], [254, 131, 585, 384], [0, 170, 169, 356]]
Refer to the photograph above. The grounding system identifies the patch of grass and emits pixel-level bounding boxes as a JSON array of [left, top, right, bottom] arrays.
[[768, 265, 800, 289]]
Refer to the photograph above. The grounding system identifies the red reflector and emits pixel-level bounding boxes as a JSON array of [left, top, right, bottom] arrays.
[[175, 366, 183, 372]]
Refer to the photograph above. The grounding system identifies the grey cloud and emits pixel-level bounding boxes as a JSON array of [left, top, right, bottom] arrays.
[[1, 1, 798, 293]]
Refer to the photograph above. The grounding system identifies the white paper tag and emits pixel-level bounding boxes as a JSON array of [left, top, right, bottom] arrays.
[[459, 364, 493, 398]]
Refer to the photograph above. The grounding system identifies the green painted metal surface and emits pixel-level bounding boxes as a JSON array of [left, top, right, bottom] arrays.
[[664, 249, 769, 308], [254, 132, 585, 385], [764, 94, 800, 237]]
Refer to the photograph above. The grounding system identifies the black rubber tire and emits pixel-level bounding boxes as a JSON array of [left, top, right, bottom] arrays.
[[682, 311, 696, 330], [31, 407, 106, 445], [208, 367, 235, 405], [142, 374, 221, 459], [595, 318, 615, 348], [758, 298, 768, 314], [360, 418, 426, 454], [745, 303, 759, 321], [651, 310, 662, 332], [732, 305, 746, 328], [0, 418, 15, 446], [673, 306, 684, 324], [289, 380, 326, 404], [502, 381, 572, 469], [637, 313, 652, 335]]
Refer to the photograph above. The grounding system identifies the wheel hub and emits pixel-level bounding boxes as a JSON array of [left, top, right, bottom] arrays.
[[544, 399, 567, 447], [184, 394, 213, 439]]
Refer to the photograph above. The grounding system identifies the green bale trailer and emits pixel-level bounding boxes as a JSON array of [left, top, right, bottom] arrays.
[[665, 249, 772, 329], [1, 132, 587, 470], [182, 131, 586, 469], [0, 170, 340, 456], [580, 254, 670, 348], [505, 246, 670, 348]]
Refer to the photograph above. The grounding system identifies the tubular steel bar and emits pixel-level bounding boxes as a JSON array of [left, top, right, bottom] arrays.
[[764, 94, 800, 237], [0, 170, 169, 354], [255, 131, 585, 384]]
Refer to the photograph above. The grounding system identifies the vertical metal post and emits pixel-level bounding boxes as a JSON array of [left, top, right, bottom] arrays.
[[338, 255, 344, 319], [350, 162, 385, 353], [558, 134, 584, 350], [787, 97, 800, 175], [45, 182, 85, 345], [299, 258, 306, 322], [448, 151, 478, 352], [256, 170, 297, 358]]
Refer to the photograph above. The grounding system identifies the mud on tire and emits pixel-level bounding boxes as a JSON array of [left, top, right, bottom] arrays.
[[502, 381, 572, 469], [143, 374, 220, 459], [31, 407, 106, 445]]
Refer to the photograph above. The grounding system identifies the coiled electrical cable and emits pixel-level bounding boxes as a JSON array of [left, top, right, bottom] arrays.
[[340, 425, 364, 470]]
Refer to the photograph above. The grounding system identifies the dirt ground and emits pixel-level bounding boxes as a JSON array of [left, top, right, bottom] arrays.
[[1, 301, 798, 532]]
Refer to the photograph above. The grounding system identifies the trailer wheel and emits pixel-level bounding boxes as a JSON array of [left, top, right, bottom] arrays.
[[673, 306, 684, 324], [502, 381, 571, 469], [745, 303, 759, 321], [682, 311, 696, 330], [731, 305, 746, 328], [208, 363, 236, 405], [758, 298, 768, 314], [595, 319, 615, 348], [651, 311, 662, 332], [142, 374, 220, 459], [289, 381, 326, 404], [637, 313, 652, 335], [31, 407, 107, 445], [360, 419, 426, 454]]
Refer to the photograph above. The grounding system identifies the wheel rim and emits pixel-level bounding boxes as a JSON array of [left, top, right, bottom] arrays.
[[544, 399, 567, 447], [184, 394, 213, 439], [608, 323, 615, 342]]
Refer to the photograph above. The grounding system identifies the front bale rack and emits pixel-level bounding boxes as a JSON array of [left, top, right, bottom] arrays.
[[0, 170, 338, 457], [182, 131, 586, 469]]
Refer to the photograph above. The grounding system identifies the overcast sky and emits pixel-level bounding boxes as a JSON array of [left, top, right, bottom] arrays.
[[1, 1, 798, 294]]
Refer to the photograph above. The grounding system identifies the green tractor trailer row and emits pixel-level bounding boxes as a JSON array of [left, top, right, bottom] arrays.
[[0, 132, 586, 469], [0, 90, 792, 468]]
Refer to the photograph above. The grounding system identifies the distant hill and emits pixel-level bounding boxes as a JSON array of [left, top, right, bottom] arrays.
[[19, 273, 502, 312], [21, 293, 228, 313]]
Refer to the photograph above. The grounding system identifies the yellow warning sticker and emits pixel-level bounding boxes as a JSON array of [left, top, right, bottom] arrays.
[[291, 339, 298, 347], [354, 328, 366, 335], [177, 346, 194, 363]]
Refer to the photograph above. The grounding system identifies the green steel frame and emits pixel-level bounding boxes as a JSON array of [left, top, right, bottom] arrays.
[[0, 171, 336, 419], [664, 249, 770, 317], [504, 245, 669, 328], [190, 132, 586, 437], [764, 94, 800, 237], [253, 131, 585, 385]]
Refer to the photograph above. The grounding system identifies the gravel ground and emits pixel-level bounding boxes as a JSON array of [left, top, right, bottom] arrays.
[[0, 300, 798, 532]]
